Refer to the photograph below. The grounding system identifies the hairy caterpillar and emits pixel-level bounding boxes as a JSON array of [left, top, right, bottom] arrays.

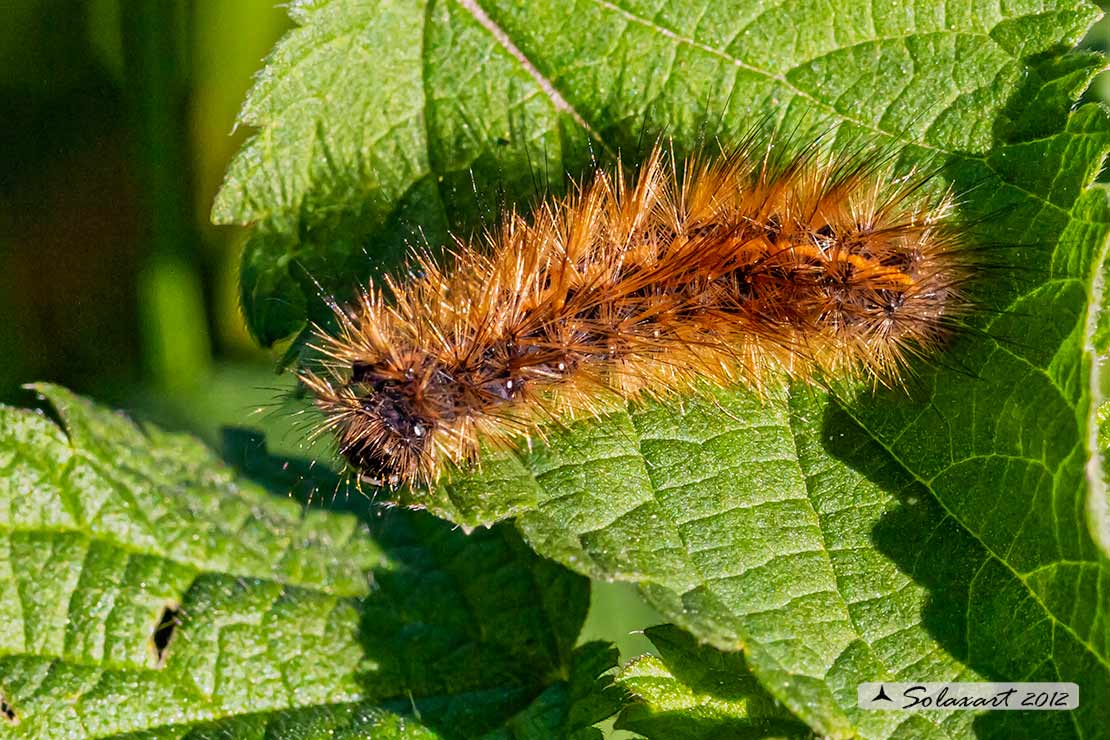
[[300, 137, 970, 487]]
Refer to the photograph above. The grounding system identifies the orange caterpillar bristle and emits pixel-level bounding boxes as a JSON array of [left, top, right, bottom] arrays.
[[301, 139, 970, 487]]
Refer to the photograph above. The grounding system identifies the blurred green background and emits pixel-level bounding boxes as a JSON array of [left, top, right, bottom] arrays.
[[2, 0, 1107, 663], [1, 0, 293, 435]]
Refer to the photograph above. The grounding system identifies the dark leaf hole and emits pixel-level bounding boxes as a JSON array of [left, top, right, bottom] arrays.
[[0, 694, 16, 724], [152, 604, 181, 662]]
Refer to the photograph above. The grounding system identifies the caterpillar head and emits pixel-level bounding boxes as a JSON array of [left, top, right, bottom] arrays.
[[300, 363, 435, 487]]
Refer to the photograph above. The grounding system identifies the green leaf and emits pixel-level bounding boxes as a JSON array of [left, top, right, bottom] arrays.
[[615, 625, 812, 740], [215, 1, 1110, 738], [480, 642, 623, 740], [112, 705, 448, 740], [0, 385, 604, 739], [212, 0, 590, 345]]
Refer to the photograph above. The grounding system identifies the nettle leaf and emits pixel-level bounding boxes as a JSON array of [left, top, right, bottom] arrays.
[[212, 0, 593, 345], [215, 1, 1110, 738], [480, 642, 624, 740], [615, 625, 812, 740], [0, 385, 599, 739]]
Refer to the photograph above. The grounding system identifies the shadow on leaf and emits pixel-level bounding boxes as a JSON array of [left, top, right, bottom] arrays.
[[220, 428, 595, 739]]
